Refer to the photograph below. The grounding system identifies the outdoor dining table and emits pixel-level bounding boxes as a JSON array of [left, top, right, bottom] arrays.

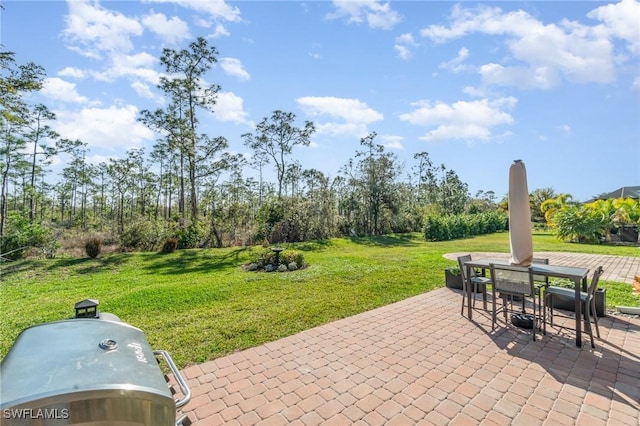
[[462, 258, 590, 348]]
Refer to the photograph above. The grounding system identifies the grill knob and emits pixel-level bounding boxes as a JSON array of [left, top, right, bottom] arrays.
[[99, 338, 118, 350]]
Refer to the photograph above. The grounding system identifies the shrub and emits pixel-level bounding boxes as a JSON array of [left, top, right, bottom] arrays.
[[85, 238, 102, 258], [423, 211, 508, 242], [120, 219, 164, 251], [0, 214, 51, 260], [248, 248, 306, 271], [552, 205, 606, 243], [175, 222, 206, 249], [250, 250, 277, 267], [423, 215, 449, 241], [161, 238, 178, 254], [285, 251, 305, 268]]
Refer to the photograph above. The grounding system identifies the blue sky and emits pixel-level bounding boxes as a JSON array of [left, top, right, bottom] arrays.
[[2, 0, 639, 202]]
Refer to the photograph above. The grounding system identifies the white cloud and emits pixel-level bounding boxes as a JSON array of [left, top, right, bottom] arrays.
[[208, 23, 231, 38], [111, 51, 157, 72], [379, 135, 404, 150], [327, 0, 401, 30], [143, 0, 241, 22], [633, 76, 640, 91], [399, 97, 517, 143], [131, 81, 164, 104], [421, 5, 531, 43], [479, 63, 560, 90], [420, 4, 622, 89], [142, 12, 190, 45], [394, 33, 418, 60], [213, 91, 252, 126], [63, 0, 143, 57], [220, 57, 250, 80], [297, 96, 383, 123], [41, 78, 88, 104], [462, 85, 491, 98], [587, 0, 640, 55], [296, 96, 383, 138], [58, 67, 86, 79], [92, 52, 160, 86], [439, 47, 471, 73], [54, 105, 154, 150]]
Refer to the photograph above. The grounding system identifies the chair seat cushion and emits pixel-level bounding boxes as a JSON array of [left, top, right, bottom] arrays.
[[545, 286, 588, 301], [470, 277, 491, 284]]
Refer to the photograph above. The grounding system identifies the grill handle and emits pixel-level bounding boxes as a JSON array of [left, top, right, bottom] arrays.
[[154, 350, 192, 410]]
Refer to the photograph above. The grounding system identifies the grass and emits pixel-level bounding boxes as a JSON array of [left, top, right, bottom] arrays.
[[1, 231, 639, 367]]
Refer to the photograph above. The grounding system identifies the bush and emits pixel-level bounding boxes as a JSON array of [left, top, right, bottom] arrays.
[[175, 222, 206, 249], [248, 248, 306, 272], [85, 238, 102, 258], [120, 219, 164, 251], [161, 238, 178, 254], [0, 214, 51, 260], [423, 215, 449, 241], [424, 211, 508, 242], [552, 205, 605, 243]]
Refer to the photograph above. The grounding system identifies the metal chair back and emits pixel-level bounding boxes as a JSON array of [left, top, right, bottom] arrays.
[[531, 257, 549, 285], [490, 263, 534, 297], [586, 266, 604, 300]]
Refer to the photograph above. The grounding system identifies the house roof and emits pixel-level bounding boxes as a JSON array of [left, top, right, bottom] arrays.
[[589, 186, 640, 202]]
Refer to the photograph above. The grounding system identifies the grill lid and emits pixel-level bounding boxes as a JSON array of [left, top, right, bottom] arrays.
[[0, 318, 172, 408]]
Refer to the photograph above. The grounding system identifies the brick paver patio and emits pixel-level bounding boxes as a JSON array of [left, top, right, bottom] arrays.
[[175, 253, 640, 425]]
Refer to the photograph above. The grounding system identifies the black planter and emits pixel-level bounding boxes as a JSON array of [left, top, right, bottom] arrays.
[[445, 269, 484, 292], [551, 288, 607, 317], [445, 269, 463, 290]]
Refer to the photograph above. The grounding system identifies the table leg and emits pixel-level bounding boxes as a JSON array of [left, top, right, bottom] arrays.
[[466, 265, 473, 320], [574, 277, 582, 347]]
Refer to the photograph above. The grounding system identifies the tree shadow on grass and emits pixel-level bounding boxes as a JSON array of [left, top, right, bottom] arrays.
[[141, 247, 249, 275], [1, 256, 128, 279], [348, 233, 421, 247], [289, 239, 335, 252]]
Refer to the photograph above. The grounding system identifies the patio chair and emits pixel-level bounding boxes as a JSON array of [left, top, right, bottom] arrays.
[[458, 255, 491, 315], [489, 263, 538, 341], [543, 266, 604, 348], [516, 257, 548, 312]]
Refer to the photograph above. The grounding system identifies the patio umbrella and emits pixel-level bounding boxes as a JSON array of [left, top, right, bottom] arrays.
[[508, 160, 533, 267]]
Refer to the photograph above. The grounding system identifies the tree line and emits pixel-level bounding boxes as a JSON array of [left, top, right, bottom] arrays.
[[1, 38, 505, 259]]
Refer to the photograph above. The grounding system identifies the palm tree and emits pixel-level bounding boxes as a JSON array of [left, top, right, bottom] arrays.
[[540, 193, 573, 226]]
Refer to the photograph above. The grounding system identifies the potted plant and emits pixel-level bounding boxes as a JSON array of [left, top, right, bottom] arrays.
[[445, 267, 463, 290]]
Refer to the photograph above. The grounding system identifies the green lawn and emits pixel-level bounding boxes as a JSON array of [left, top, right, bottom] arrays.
[[1, 232, 638, 367]]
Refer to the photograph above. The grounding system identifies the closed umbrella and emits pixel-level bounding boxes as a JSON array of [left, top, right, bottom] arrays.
[[508, 160, 533, 267]]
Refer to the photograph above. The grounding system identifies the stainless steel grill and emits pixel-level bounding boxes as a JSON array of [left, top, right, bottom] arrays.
[[0, 303, 191, 426]]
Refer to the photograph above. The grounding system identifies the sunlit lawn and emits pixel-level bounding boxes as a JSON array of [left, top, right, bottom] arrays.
[[1, 231, 638, 367]]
